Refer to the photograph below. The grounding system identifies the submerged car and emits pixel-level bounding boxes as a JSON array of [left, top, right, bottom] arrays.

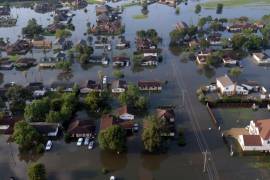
[[45, 140, 52, 151], [76, 138, 83, 146]]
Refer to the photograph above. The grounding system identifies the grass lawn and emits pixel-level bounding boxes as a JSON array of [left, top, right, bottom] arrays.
[[201, 0, 270, 9], [212, 108, 270, 130], [86, 0, 104, 4], [121, 1, 140, 9], [9, 55, 20, 62], [132, 14, 148, 20]]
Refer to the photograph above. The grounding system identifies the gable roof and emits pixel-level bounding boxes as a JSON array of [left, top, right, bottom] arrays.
[[216, 75, 234, 87], [156, 108, 175, 120], [100, 114, 114, 131], [117, 105, 130, 116], [67, 119, 95, 135], [242, 135, 262, 146], [255, 119, 270, 140], [30, 122, 59, 135]]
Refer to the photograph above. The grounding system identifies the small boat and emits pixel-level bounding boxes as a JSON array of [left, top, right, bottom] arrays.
[[252, 103, 258, 110], [267, 104, 270, 111]]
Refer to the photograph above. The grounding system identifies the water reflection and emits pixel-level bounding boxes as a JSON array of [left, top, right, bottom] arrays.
[[141, 152, 168, 171], [99, 150, 128, 171]]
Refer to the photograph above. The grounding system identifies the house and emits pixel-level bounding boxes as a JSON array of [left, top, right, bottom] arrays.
[[222, 55, 237, 66], [39, 57, 59, 68], [0, 116, 19, 134], [6, 40, 31, 55], [80, 80, 102, 94], [252, 52, 270, 64], [138, 80, 162, 91], [176, 21, 189, 31], [156, 107, 175, 136], [238, 119, 270, 151], [34, 2, 53, 13], [88, 55, 109, 65], [0, 58, 13, 70], [14, 58, 37, 69], [96, 5, 111, 15], [27, 82, 44, 91], [26, 82, 46, 98], [46, 22, 65, 33], [188, 39, 199, 49], [30, 122, 60, 137], [227, 22, 257, 33], [136, 38, 156, 50], [111, 80, 127, 93], [206, 33, 222, 46], [0, 6, 10, 16], [50, 82, 75, 92], [141, 56, 158, 66], [142, 49, 158, 57], [116, 105, 134, 121], [32, 39, 52, 49], [116, 38, 130, 49], [100, 114, 134, 133], [54, 51, 66, 61], [196, 51, 211, 65], [159, 0, 177, 6], [67, 119, 96, 138], [216, 75, 248, 96], [112, 56, 130, 67]]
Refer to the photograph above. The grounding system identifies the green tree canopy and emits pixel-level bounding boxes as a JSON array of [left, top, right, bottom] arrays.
[[28, 163, 47, 180], [24, 98, 50, 122], [12, 121, 43, 153], [142, 116, 162, 153], [98, 125, 126, 153], [22, 18, 44, 38]]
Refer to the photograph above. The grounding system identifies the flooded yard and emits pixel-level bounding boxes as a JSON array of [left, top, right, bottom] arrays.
[[2, 0, 270, 180]]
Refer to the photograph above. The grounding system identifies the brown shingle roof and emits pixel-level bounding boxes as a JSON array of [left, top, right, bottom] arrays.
[[243, 135, 262, 146], [100, 114, 114, 131], [117, 105, 128, 116], [255, 119, 270, 140], [67, 120, 95, 135]]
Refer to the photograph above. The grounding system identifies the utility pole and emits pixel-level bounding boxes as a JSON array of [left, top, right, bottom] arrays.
[[203, 150, 208, 173]]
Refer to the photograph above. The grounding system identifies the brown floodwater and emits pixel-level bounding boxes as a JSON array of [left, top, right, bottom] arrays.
[[1, 1, 270, 180]]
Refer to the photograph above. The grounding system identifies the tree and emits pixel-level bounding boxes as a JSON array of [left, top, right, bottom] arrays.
[[198, 17, 207, 29], [228, 67, 242, 78], [22, 18, 43, 38], [56, 61, 72, 72], [210, 21, 223, 31], [84, 91, 110, 113], [24, 98, 50, 122], [46, 111, 62, 123], [6, 85, 32, 113], [199, 39, 210, 50], [113, 70, 124, 79], [195, 4, 201, 14], [28, 163, 47, 180], [142, 116, 162, 153], [118, 84, 147, 112], [175, 7, 180, 15], [12, 121, 43, 153], [216, 3, 223, 14], [169, 29, 187, 44], [244, 34, 263, 51], [231, 33, 247, 50], [98, 125, 126, 153], [141, 0, 148, 15], [55, 29, 71, 38]]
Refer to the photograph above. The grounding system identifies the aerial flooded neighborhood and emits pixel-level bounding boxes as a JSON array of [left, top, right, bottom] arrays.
[[1, 0, 270, 180]]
